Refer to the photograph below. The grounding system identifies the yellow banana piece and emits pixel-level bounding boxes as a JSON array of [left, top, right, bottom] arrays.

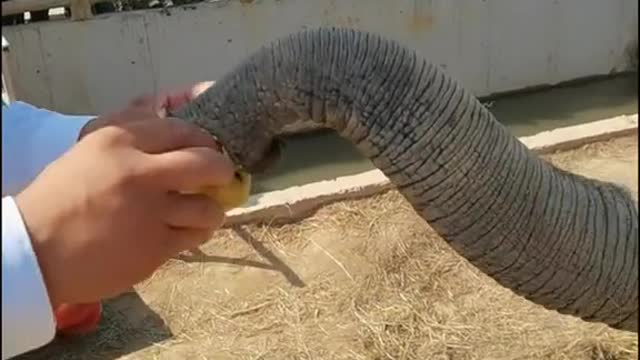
[[199, 169, 252, 211]]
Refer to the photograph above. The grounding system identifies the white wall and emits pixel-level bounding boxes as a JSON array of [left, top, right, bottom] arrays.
[[2, 0, 638, 118]]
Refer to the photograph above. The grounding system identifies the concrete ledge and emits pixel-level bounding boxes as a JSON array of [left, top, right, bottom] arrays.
[[518, 114, 638, 154], [226, 114, 638, 226]]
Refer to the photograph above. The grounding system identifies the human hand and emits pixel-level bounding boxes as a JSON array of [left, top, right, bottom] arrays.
[[15, 98, 233, 309], [77, 81, 216, 140]]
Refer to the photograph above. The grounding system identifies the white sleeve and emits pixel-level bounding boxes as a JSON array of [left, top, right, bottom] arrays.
[[1, 102, 95, 359], [1, 101, 94, 196], [2, 197, 56, 360]]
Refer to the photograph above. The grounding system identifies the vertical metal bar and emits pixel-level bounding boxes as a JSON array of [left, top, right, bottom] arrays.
[[2, 35, 17, 104]]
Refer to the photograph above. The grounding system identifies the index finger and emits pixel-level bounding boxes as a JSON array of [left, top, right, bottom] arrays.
[[125, 117, 218, 154], [146, 146, 235, 191], [129, 81, 215, 118]]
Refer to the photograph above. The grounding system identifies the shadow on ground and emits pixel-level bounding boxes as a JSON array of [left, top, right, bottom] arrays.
[[15, 291, 171, 360], [178, 226, 306, 288]]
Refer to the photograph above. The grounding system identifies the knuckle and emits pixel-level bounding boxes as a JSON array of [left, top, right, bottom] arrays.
[[114, 170, 137, 189], [90, 125, 125, 145], [113, 158, 146, 188], [95, 122, 143, 149]]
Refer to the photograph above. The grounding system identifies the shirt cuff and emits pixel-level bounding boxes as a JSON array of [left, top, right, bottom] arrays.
[[2, 197, 55, 359]]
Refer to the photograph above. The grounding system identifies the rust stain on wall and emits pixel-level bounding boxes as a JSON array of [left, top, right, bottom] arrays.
[[409, 12, 433, 31], [408, 0, 434, 32]]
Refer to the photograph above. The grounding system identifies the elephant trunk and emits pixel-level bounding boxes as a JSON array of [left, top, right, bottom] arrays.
[[172, 28, 638, 332]]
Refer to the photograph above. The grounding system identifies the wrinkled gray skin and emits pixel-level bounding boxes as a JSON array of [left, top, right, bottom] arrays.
[[172, 28, 638, 332]]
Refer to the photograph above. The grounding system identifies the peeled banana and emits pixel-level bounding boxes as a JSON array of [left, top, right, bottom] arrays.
[[199, 169, 252, 211]]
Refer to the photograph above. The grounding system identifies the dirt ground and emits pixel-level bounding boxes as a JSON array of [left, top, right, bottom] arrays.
[[18, 135, 638, 360]]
